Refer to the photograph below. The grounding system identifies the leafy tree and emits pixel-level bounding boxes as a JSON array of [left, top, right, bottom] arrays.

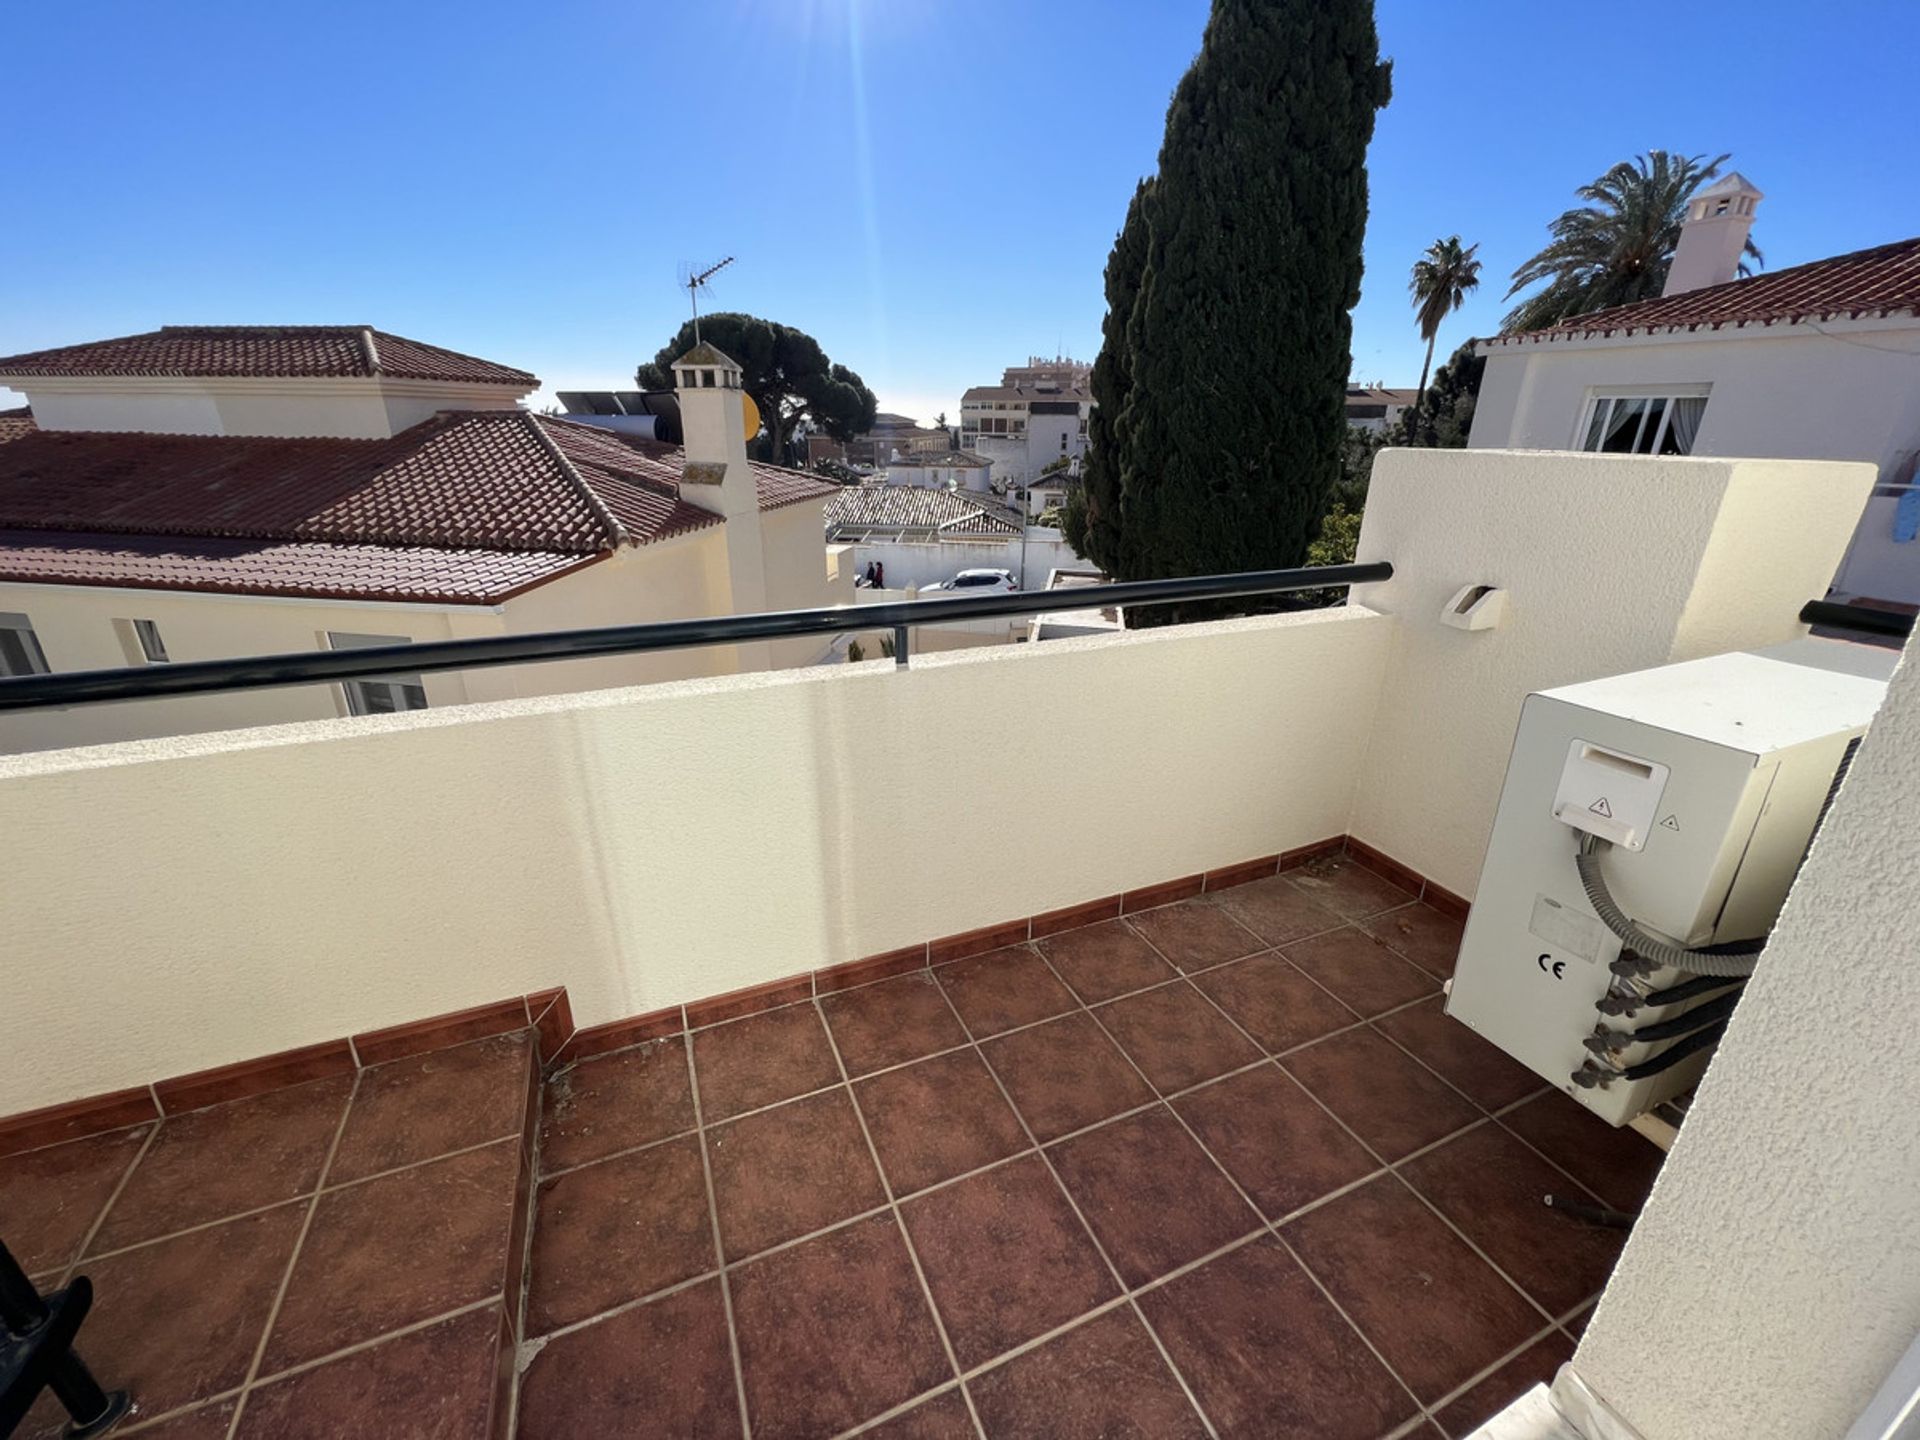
[[637, 314, 877, 465], [1385, 341, 1484, 449], [1407, 236, 1481, 443], [1103, 0, 1391, 590], [1503, 151, 1763, 332], [1063, 178, 1153, 572]]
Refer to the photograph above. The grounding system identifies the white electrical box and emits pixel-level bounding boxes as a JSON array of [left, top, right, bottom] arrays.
[[1447, 641, 1891, 1125]]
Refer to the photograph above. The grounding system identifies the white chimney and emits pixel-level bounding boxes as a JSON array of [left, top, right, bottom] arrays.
[[670, 342, 770, 668], [1663, 173, 1763, 297]]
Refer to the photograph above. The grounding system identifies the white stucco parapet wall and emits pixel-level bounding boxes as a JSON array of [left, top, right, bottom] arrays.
[[0, 606, 1392, 1112], [1347, 448, 1874, 902]]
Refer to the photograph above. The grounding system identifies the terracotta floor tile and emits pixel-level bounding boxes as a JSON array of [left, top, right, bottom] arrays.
[[74, 1203, 304, 1418], [708, 1089, 885, 1259], [540, 1036, 694, 1172], [900, 1153, 1116, 1367], [820, 971, 969, 1076], [854, 1049, 1028, 1195], [1401, 1125, 1627, 1318], [1280, 928, 1437, 1019], [1036, 920, 1176, 1002], [1373, 998, 1544, 1112], [1358, 903, 1466, 980], [1499, 1091, 1666, 1213], [1212, 875, 1343, 946], [1193, 953, 1357, 1053], [1287, 854, 1418, 919], [1284, 1176, 1542, 1403], [1093, 982, 1261, 1094], [330, 1032, 530, 1184], [262, 1140, 518, 1372], [91, 1078, 351, 1253], [1432, 1333, 1574, 1438], [858, 1388, 974, 1438], [1048, 1108, 1258, 1286], [1125, 898, 1265, 972], [237, 1303, 500, 1439], [934, 946, 1076, 1037], [1138, 1235, 1413, 1440], [516, 1280, 741, 1439], [692, 1007, 842, 1123], [980, 1012, 1154, 1143], [526, 1134, 715, 1333], [0, 1126, 151, 1275], [1172, 1064, 1378, 1219], [969, 1305, 1207, 1439], [730, 1213, 950, 1439], [1282, 1028, 1479, 1162]]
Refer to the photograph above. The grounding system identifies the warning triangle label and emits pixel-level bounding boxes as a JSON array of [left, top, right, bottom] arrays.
[[1589, 797, 1612, 817], [1660, 815, 1680, 831]]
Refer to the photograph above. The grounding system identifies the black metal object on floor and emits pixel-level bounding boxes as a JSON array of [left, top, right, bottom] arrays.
[[0, 1239, 129, 1439]]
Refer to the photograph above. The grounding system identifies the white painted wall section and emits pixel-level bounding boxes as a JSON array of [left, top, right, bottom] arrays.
[[0, 606, 1392, 1112]]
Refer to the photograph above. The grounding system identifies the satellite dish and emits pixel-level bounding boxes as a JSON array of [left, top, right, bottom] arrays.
[[742, 392, 761, 443]]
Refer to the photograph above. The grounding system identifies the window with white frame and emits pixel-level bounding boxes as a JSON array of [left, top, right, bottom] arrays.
[[1577, 389, 1709, 456], [116, 618, 170, 664], [326, 632, 428, 716], [0, 612, 50, 677]]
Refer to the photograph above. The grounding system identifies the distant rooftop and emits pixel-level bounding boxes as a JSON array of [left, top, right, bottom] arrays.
[[824, 483, 1021, 539], [0, 410, 834, 603], [1487, 235, 1920, 346], [0, 325, 538, 388], [886, 450, 992, 469]]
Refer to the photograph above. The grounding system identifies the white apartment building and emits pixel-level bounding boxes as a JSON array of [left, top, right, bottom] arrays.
[[959, 357, 1094, 487]]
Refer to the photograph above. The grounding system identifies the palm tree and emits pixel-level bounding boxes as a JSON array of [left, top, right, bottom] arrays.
[[1502, 150, 1763, 333], [1407, 236, 1482, 445]]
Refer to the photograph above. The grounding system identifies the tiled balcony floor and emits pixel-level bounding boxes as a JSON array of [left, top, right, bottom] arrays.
[[517, 858, 1667, 1440], [0, 1031, 538, 1437]]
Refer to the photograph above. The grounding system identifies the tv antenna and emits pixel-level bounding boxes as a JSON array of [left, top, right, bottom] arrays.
[[677, 256, 735, 345]]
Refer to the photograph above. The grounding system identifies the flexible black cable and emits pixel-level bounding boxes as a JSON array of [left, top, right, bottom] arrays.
[[1619, 1020, 1727, 1081], [1621, 987, 1743, 1043], [1642, 974, 1743, 1007]]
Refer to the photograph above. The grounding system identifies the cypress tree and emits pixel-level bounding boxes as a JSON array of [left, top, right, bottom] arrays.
[[1111, 0, 1390, 583], [1064, 179, 1152, 575]]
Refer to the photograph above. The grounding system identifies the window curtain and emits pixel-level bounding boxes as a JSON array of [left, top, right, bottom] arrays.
[[1665, 397, 1706, 455]]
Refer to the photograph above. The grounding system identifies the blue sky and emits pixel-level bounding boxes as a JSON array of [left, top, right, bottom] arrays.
[[5, 0, 1918, 423]]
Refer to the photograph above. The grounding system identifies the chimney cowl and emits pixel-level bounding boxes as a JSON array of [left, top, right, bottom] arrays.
[[1663, 173, 1764, 298]]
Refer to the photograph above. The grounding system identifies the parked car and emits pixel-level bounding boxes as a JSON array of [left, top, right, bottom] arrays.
[[921, 568, 1018, 596]]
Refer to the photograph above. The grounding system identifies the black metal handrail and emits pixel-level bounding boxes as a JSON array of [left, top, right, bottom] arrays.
[[1800, 599, 1916, 641], [0, 562, 1392, 712]]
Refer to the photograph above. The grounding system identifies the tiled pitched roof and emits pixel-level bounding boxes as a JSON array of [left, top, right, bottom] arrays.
[[0, 325, 538, 387], [824, 483, 1023, 538], [886, 451, 993, 468], [1489, 235, 1920, 346], [0, 530, 589, 605], [0, 411, 838, 604]]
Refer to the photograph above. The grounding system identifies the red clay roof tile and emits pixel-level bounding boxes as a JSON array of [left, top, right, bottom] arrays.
[[0, 325, 538, 387], [1493, 235, 1920, 345], [0, 411, 839, 604]]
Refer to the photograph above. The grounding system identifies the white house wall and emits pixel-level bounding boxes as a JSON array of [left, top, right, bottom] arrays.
[[0, 515, 843, 752], [841, 530, 1088, 593]]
